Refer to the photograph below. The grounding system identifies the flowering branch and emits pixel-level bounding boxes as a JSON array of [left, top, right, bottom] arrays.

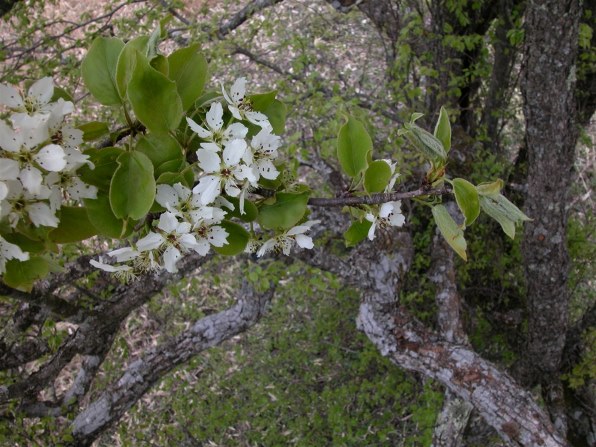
[[307, 187, 451, 207]]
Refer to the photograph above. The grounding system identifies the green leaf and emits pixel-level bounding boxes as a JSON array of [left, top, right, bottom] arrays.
[[110, 151, 156, 220], [77, 121, 110, 142], [2, 232, 46, 254], [84, 196, 129, 238], [452, 178, 480, 227], [403, 123, 447, 162], [78, 147, 124, 191], [81, 37, 124, 106], [256, 99, 286, 135], [150, 54, 169, 76], [434, 106, 451, 153], [127, 52, 183, 134], [476, 179, 504, 196], [3, 256, 50, 291], [224, 197, 259, 222], [49, 207, 97, 243], [337, 116, 373, 178], [212, 221, 249, 256], [479, 194, 531, 239], [432, 204, 467, 261], [167, 43, 208, 111], [344, 220, 372, 247], [115, 35, 149, 97], [136, 133, 183, 172], [364, 160, 392, 194], [257, 191, 310, 230]]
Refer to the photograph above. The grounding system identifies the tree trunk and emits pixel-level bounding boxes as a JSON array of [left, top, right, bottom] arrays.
[[520, 0, 581, 437]]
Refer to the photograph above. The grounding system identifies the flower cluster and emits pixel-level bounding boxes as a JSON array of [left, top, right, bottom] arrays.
[[91, 183, 230, 275], [91, 78, 317, 276], [188, 78, 280, 213], [0, 77, 97, 273]]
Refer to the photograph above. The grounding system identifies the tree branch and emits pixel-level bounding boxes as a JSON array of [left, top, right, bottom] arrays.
[[70, 282, 275, 446], [308, 187, 450, 207]]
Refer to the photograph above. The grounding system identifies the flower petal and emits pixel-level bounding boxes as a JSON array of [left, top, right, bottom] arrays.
[[34, 144, 66, 172], [186, 116, 211, 139], [0, 83, 23, 109], [196, 148, 221, 173], [206, 102, 224, 131]]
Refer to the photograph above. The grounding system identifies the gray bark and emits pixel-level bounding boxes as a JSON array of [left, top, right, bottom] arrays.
[[521, 0, 581, 438]]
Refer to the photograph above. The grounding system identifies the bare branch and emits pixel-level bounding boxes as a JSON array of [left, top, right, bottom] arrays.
[[70, 282, 275, 446], [308, 187, 450, 207]]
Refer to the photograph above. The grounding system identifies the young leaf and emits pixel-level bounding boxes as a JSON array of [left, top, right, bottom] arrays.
[[404, 123, 447, 162], [337, 116, 373, 178], [212, 221, 249, 256], [251, 93, 287, 135], [225, 197, 259, 222], [127, 52, 183, 134], [479, 194, 531, 239], [364, 160, 392, 194], [257, 191, 310, 230], [81, 37, 125, 106], [78, 147, 125, 191], [77, 121, 110, 142], [344, 220, 373, 247], [434, 106, 451, 153], [49, 207, 97, 243], [84, 196, 129, 238], [110, 151, 156, 220], [167, 44, 208, 111], [115, 35, 149, 97], [432, 204, 467, 261], [452, 178, 480, 226], [136, 133, 183, 172], [476, 179, 504, 196]]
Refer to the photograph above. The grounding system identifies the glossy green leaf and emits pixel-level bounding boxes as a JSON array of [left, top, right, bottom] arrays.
[[136, 133, 183, 172], [337, 116, 373, 178], [127, 52, 183, 134], [224, 197, 259, 222], [167, 44, 208, 111], [84, 196, 128, 238], [78, 121, 110, 142], [479, 194, 531, 239], [364, 160, 392, 194], [476, 179, 504, 196], [434, 106, 451, 153], [115, 35, 149, 97], [110, 151, 155, 220], [212, 221, 249, 256], [49, 207, 97, 243], [257, 191, 310, 230], [452, 178, 480, 227], [253, 98, 286, 135], [432, 204, 467, 261], [3, 256, 50, 291], [81, 37, 124, 105], [344, 220, 372, 247], [78, 147, 124, 191]]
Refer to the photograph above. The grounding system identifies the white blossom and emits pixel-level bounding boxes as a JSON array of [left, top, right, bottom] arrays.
[[257, 220, 320, 257], [221, 78, 271, 129], [0, 77, 54, 119], [1, 180, 58, 227], [194, 139, 255, 205], [365, 201, 405, 241]]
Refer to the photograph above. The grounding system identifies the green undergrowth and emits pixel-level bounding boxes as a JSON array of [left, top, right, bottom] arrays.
[[103, 260, 442, 447]]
